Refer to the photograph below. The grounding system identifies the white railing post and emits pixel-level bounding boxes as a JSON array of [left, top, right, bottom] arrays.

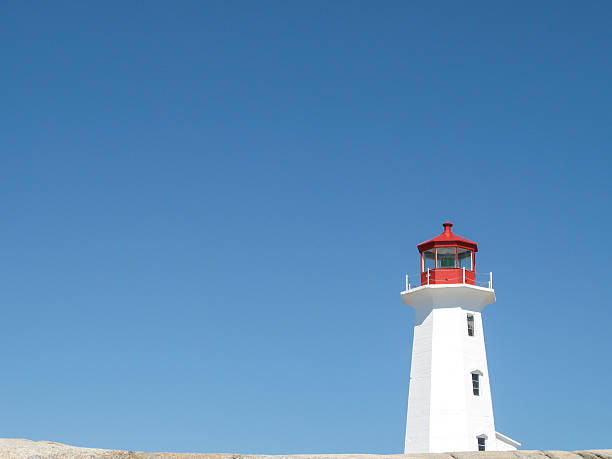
[[427, 268, 430, 285], [462, 267, 466, 284], [489, 272, 493, 289], [406, 274, 410, 291]]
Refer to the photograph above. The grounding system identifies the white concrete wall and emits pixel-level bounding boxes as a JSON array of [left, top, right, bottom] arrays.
[[495, 432, 521, 451], [462, 310, 496, 453], [429, 307, 472, 452], [496, 438, 518, 451], [403, 285, 499, 453], [404, 307, 433, 453]]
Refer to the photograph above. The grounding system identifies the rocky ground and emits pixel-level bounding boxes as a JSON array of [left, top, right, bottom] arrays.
[[0, 439, 609, 459]]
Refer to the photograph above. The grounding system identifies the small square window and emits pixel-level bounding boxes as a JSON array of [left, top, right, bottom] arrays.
[[467, 314, 475, 337], [472, 373, 480, 396]]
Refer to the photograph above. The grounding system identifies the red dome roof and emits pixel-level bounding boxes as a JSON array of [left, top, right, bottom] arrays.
[[417, 222, 478, 252]]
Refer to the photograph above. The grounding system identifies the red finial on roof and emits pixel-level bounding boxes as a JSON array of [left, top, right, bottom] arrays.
[[417, 221, 478, 252]]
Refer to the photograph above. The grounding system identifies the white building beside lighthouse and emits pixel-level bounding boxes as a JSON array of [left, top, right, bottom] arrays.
[[401, 222, 520, 453]]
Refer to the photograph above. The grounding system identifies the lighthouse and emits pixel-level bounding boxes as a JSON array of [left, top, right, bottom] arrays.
[[401, 222, 520, 453]]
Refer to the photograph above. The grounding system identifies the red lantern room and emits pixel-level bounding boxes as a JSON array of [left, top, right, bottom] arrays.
[[418, 222, 477, 286]]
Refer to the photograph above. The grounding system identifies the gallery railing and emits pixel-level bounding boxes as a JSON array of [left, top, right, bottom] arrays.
[[404, 269, 493, 291]]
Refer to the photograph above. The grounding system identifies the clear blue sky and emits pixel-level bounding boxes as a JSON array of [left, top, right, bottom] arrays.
[[1, 1, 610, 454]]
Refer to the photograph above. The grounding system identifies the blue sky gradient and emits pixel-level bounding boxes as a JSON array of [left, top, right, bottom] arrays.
[[1, 1, 611, 454]]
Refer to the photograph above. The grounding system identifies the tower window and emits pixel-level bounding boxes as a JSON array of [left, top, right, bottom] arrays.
[[472, 372, 480, 396], [467, 314, 475, 336], [477, 436, 485, 451]]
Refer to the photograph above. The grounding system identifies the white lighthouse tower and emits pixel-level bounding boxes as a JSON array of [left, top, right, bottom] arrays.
[[402, 222, 520, 453]]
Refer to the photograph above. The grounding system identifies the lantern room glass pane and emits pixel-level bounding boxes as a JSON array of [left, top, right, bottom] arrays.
[[458, 248, 473, 270], [437, 247, 456, 268], [423, 250, 435, 272]]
